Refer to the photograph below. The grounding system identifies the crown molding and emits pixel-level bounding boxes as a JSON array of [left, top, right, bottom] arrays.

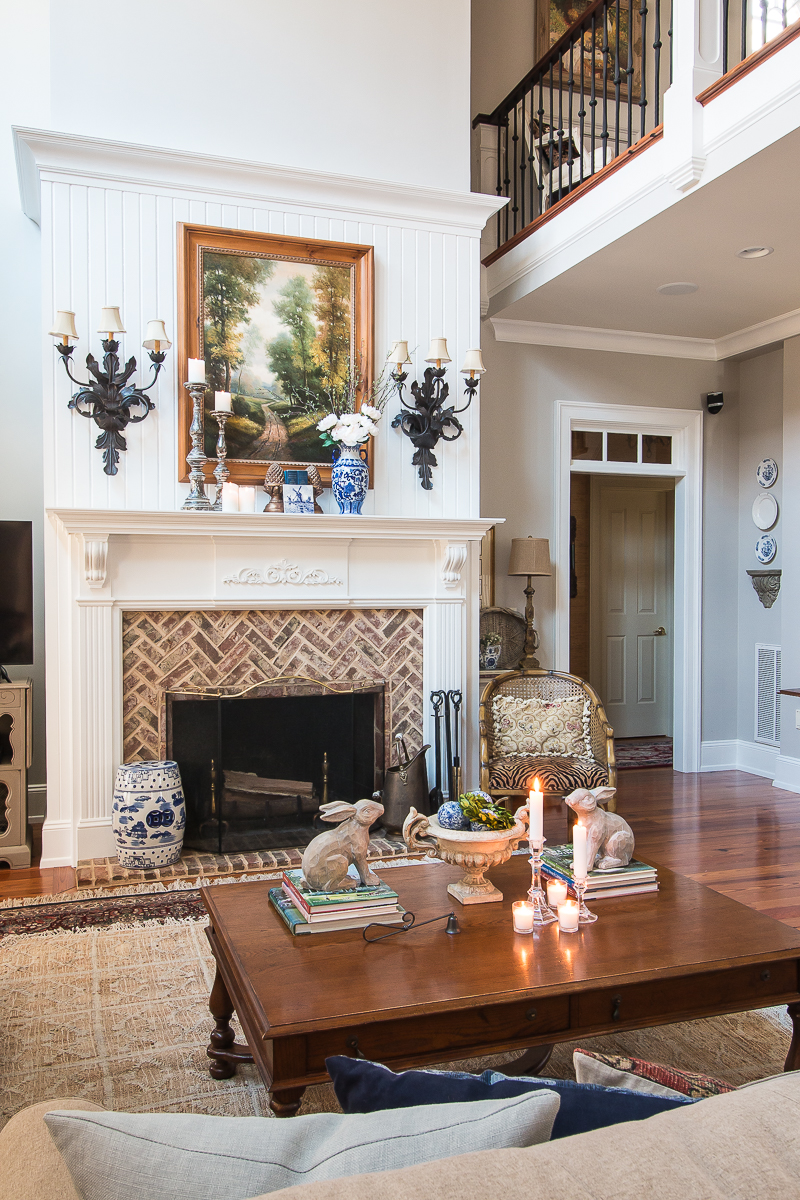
[[492, 306, 800, 361], [14, 127, 507, 233]]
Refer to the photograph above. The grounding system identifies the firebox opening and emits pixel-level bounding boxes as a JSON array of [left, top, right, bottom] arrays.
[[168, 688, 383, 855]]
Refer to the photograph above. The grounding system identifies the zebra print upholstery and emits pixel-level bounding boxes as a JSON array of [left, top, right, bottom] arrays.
[[489, 755, 608, 793]]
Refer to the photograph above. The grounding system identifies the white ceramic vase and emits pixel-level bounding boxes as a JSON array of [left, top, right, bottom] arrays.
[[112, 759, 186, 869]]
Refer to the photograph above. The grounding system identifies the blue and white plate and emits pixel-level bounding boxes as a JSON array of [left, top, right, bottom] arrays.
[[756, 458, 778, 488], [755, 534, 777, 564]]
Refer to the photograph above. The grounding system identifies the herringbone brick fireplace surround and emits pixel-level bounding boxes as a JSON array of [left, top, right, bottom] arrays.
[[122, 608, 424, 765]]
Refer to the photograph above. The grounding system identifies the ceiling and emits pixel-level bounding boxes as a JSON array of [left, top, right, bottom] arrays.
[[494, 126, 800, 341]]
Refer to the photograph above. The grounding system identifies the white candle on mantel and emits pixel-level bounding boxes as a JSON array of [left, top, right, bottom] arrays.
[[215, 391, 232, 412], [528, 778, 543, 843], [238, 486, 256, 513], [547, 879, 568, 908], [221, 483, 239, 512], [187, 358, 206, 383], [572, 823, 589, 880]]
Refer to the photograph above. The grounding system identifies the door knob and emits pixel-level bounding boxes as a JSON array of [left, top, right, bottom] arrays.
[[653, 627, 666, 636]]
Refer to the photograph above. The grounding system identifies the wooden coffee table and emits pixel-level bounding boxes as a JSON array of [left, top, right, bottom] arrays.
[[202, 857, 800, 1115]]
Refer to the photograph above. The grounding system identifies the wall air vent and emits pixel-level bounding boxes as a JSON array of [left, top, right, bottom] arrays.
[[755, 644, 781, 747]]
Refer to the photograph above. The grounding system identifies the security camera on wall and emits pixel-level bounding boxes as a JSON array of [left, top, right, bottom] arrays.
[[706, 392, 724, 415]]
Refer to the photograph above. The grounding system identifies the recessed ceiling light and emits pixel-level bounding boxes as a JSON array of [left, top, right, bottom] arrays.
[[737, 246, 773, 259], [656, 282, 699, 296]]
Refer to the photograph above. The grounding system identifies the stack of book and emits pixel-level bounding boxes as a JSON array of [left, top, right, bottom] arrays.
[[269, 867, 406, 936], [541, 844, 658, 900]]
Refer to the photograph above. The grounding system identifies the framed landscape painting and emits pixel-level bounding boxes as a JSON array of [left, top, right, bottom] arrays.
[[177, 225, 374, 487]]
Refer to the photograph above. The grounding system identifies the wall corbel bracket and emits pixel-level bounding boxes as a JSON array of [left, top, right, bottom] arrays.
[[84, 536, 109, 589], [746, 569, 781, 609], [440, 542, 468, 590]]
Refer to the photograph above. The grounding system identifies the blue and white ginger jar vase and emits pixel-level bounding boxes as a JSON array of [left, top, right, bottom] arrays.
[[112, 760, 186, 869], [331, 444, 369, 514]]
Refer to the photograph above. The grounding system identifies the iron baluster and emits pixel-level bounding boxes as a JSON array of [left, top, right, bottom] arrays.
[[639, 0, 648, 136], [528, 86, 536, 219], [503, 118, 511, 243], [602, 3, 610, 166], [495, 116, 503, 250], [519, 91, 527, 229], [579, 26, 586, 182], [512, 100, 519, 235], [591, 10, 598, 170], [626, 0, 634, 146], [722, 0, 729, 72], [568, 35, 575, 193], [538, 74, 545, 216], [654, 0, 662, 125], [614, 0, 622, 159], [558, 53, 564, 204]]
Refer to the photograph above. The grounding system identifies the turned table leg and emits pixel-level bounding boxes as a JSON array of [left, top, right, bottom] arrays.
[[206, 964, 254, 1080], [785, 1001, 800, 1072], [270, 1087, 306, 1118], [501, 1044, 554, 1077]]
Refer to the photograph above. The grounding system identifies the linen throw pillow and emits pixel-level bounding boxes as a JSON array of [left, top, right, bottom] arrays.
[[573, 1049, 734, 1099], [326, 1055, 693, 1142], [44, 1091, 560, 1200], [491, 694, 591, 758]]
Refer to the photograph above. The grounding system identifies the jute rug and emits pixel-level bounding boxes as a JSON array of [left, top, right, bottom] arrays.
[[0, 868, 792, 1128]]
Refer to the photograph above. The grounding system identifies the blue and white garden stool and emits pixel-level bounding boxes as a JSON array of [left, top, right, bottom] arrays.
[[112, 760, 186, 869]]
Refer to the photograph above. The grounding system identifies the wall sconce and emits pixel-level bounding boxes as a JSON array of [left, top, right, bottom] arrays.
[[390, 339, 485, 490], [48, 308, 171, 476]]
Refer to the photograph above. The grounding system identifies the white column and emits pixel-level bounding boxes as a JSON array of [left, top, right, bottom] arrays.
[[663, 0, 725, 191]]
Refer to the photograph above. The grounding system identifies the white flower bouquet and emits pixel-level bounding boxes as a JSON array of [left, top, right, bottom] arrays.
[[317, 404, 382, 448]]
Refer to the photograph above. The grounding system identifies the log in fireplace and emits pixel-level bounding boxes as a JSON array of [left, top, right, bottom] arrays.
[[167, 684, 385, 855]]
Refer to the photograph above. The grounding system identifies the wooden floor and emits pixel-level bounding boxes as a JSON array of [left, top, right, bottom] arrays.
[[2, 770, 799, 928]]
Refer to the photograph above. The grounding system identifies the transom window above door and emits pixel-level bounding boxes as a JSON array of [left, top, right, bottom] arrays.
[[571, 430, 672, 466]]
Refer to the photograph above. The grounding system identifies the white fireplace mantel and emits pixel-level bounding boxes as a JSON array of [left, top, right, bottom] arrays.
[[43, 508, 502, 867]]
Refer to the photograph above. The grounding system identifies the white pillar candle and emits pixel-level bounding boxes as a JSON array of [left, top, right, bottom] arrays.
[[512, 901, 534, 934], [215, 391, 232, 411], [572, 824, 589, 880], [528, 779, 543, 843], [187, 358, 206, 383], [238, 485, 256, 512], [547, 879, 568, 908], [221, 483, 239, 512], [558, 899, 579, 932]]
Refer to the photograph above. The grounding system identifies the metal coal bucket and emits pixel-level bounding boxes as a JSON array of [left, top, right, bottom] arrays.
[[381, 736, 431, 833]]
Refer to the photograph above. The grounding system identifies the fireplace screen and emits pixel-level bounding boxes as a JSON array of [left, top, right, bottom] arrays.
[[168, 688, 383, 855]]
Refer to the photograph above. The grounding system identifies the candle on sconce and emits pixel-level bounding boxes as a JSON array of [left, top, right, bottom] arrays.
[[512, 901, 535, 934], [572, 824, 589, 880], [546, 879, 568, 908], [238, 486, 256, 513], [528, 778, 543, 843], [220, 483, 239, 512], [214, 391, 232, 412], [558, 899, 579, 933], [187, 358, 206, 384]]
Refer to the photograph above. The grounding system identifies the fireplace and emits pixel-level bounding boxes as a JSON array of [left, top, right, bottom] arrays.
[[168, 684, 384, 853]]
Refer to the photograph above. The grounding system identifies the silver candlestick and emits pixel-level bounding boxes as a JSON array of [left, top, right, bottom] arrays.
[[182, 382, 213, 511], [211, 409, 231, 510], [528, 835, 557, 925]]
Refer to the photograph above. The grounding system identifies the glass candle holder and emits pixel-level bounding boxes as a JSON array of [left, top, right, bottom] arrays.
[[557, 899, 579, 932], [546, 879, 568, 908], [512, 900, 535, 934]]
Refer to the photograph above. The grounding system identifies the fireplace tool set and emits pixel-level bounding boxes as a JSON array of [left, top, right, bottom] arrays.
[[430, 689, 463, 802]]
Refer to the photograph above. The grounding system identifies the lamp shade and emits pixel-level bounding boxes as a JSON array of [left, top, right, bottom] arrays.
[[425, 337, 451, 364], [460, 349, 486, 375], [49, 310, 79, 341], [389, 340, 411, 365], [143, 319, 172, 351], [508, 536, 552, 577], [98, 306, 125, 334]]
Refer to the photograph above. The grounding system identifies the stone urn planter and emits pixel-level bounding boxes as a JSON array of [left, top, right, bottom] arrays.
[[112, 759, 186, 869], [402, 807, 528, 905]]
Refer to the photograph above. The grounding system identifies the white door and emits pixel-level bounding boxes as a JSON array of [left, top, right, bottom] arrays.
[[590, 483, 673, 738]]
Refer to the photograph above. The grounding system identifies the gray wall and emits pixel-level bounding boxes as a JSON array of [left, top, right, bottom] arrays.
[[780, 337, 800, 766]]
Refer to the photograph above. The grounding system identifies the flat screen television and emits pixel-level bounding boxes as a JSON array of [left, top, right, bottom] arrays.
[[0, 522, 34, 664]]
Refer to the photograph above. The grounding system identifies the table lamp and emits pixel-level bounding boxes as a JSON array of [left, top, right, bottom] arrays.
[[508, 537, 551, 670]]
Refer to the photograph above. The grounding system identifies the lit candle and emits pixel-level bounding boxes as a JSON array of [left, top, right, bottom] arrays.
[[547, 878, 568, 908], [238, 485, 256, 512], [528, 778, 543, 843], [220, 483, 239, 512], [558, 899, 579, 932], [572, 824, 589, 881], [187, 358, 206, 384], [512, 901, 534, 934], [215, 391, 232, 412]]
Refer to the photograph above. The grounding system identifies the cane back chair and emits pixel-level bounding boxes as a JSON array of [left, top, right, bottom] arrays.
[[479, 669, 616, 811]]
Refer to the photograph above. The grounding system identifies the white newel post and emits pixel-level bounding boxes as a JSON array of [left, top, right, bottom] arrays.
[[664, 0, 724, 191]]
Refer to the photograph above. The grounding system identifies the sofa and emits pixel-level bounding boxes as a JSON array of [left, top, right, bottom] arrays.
[[3, 1071, 800, 1200]]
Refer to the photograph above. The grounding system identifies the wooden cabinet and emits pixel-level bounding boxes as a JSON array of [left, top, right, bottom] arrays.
[[0, 680, 32, 867]]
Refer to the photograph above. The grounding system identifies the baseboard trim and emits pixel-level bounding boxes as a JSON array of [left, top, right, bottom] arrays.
[[772, 754, 800, 795], [699, 739, 778, 778]]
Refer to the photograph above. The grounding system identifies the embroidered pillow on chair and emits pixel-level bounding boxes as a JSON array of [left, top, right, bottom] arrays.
[[491, 695, 590, 758]]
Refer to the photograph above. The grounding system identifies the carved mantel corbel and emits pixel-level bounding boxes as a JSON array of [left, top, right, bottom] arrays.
[[84, 536, 109, 589], [747, 569, 781, 610], [440, 542, 468, 590]]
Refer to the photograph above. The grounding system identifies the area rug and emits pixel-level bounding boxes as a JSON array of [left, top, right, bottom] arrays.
[[615, 738, 673, 770], [1, 875, 791, 1127]]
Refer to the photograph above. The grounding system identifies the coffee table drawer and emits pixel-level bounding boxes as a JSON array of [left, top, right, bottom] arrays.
[[574, 959, 799, 1030], [304, 994, 570, 1069]]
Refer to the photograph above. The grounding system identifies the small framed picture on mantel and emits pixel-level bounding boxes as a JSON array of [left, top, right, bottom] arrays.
[[177, 224, 374, 488]]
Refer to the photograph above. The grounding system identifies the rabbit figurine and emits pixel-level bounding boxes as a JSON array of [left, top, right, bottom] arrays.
[[565, 787, 635, 871], [302, 797, 385, 892]]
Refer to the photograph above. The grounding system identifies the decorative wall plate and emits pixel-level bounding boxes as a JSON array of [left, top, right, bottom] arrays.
[[756, 458, 778, 488], [752, 493, 778, 531], [755, 534, 777, 564]]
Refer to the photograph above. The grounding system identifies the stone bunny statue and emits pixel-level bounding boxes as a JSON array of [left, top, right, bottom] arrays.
[[302, 797, 385, 892], [565, 787, 635, 871]]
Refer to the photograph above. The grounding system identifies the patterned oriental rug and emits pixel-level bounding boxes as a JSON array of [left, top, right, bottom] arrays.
[[0, 868, 792, 1127], [615, 738, 674, 770]]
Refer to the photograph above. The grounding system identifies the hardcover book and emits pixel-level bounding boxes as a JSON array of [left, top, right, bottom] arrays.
[[282, 867, 399, 910], [269, 888, 406, 936]]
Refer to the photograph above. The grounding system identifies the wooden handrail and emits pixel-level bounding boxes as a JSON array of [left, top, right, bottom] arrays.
[[697, 17, 800, 105]]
